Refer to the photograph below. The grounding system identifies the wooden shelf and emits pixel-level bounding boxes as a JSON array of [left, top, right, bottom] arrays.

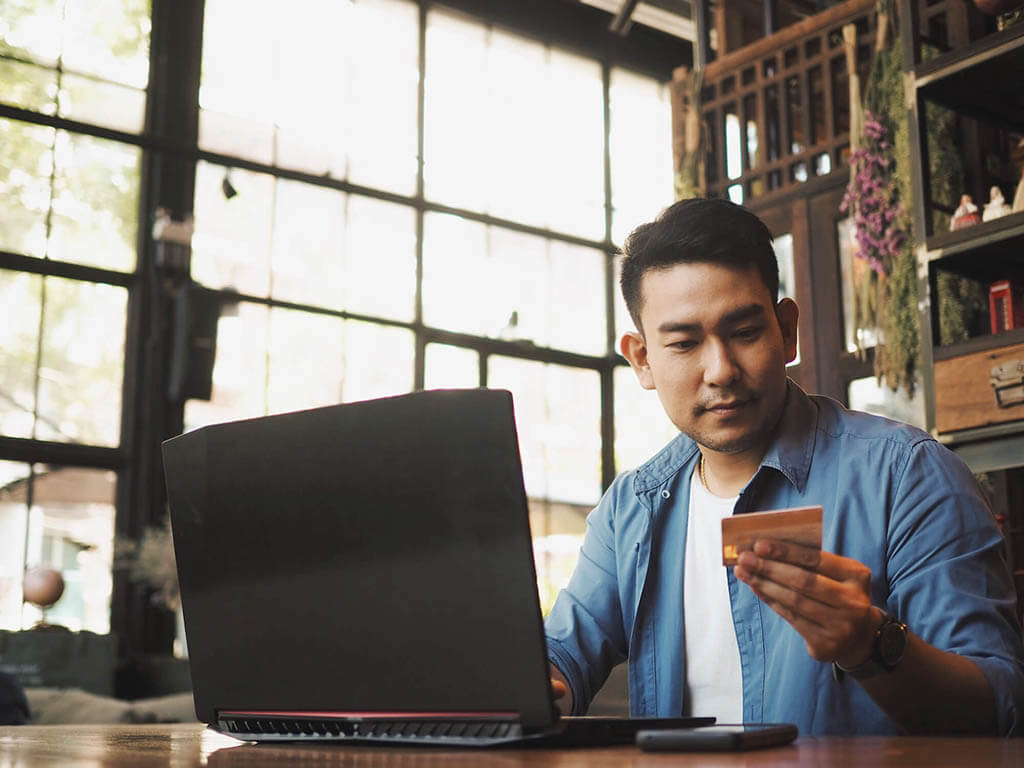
[[915, 24, 1024, 132], [925, 211, 1024, 261], [932, 327, 1024, 362], [941, 419, 1024, 455], [944, 426, 1024, 474]]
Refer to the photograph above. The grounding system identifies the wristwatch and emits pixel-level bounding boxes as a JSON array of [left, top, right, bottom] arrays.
[[832, 610, 908, 681]]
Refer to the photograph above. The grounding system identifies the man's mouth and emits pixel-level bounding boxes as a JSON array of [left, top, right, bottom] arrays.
[[699, 398, 753, 416]]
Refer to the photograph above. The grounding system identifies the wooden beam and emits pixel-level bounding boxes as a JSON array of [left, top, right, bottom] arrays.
[[705, 0, 875, 80]]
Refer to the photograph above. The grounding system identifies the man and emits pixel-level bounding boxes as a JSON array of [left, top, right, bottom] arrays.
[[544, 197, 1024, 736]]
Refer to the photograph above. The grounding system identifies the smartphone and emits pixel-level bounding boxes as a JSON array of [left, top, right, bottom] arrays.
[[636, 723, 798, 752]]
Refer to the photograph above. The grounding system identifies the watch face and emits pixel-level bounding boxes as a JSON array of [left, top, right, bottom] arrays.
[[878, 620, 907, 668]]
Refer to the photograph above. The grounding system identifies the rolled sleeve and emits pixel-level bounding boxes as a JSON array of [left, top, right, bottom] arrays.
[[888, 439, 1024, 736]]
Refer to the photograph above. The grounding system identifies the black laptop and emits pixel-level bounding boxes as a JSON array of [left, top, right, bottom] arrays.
[[162, 388, 711, 746]]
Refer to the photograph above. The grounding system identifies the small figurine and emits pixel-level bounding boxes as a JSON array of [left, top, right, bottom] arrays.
[[982, 186, 1012, 221], [950, 194, 981, 231]]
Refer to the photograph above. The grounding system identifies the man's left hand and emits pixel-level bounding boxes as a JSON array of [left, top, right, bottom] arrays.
[[733, 538, 880, 668]]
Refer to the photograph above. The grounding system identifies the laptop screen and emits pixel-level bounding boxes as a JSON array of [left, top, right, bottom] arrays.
[[163, 389, 556, 730]]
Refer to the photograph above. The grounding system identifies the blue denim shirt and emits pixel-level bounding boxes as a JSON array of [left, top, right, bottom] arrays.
[[545, 381, 1024, 735]]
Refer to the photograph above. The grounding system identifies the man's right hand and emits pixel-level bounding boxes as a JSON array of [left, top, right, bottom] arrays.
[[549, 663, 573, 715]]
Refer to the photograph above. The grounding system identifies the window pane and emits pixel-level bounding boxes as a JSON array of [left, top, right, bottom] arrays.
[[60, 73, 145, 134], [424, 343, 479, 390], [192, 162, 275, 296], [0, 462, 30, 630], [541, 49, 605, 239], [337, 321, 415, 403], [36, 277, 127, 446], [0, 119, 55, 258], [488, 357, 601, 505], [775, 233, 795, 301], [184, 301, 269, 431], [609, 68, 674, 245], [848, 376, 925, 428], [614, 366, 679, 473], [424, 11, 605, 239], [0, 59, 57, 113], [1, 464, 115, 633], [341, 196, 417, 321], [530, 498, 588, 616], [60, 0, 150, 88], [546, 240, 608, 356], [0, 1, 66, 65], [836, 215, 881, 352], [266, 182, 418, 320], [266, 308, 346, 415], [773, 233, 800, 365], [423, 13, 487, 212], [724, 102, 742, 180], [199, 0, 418, 194], [265, 310, 415, 414], [423, 214, 606, 355], [185, 306, 415, 429], [48, 132, 141, 272], [269, 180, 347, 308], [0, 269, 42, 439]]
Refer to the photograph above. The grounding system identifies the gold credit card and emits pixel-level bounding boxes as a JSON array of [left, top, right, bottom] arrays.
[[721, 505, 823, 566]]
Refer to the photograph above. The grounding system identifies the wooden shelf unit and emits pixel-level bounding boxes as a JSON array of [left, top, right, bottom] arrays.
[[900, 2, 1024, 448]]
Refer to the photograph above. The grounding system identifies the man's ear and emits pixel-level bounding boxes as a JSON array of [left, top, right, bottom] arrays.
[[775, 298, 800, 364], [620, 331, 656, 390]]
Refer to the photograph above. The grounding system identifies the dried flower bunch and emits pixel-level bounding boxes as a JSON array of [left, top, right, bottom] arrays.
[[840, 113, 907, 277]]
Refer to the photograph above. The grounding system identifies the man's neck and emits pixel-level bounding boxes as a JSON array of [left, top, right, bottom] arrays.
[[699, 447, 765, 498]]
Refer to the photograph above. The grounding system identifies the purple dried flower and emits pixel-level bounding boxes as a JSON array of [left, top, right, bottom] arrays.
[[840, 111, 908, 275]]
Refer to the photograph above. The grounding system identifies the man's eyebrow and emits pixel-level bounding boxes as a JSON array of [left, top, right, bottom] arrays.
[[721, 304, 768, 325], [656, 304, 767, 335]]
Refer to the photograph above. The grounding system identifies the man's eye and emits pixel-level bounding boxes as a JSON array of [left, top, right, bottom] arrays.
[[734, 326, 762, 340], [670, 339, 697, 351]]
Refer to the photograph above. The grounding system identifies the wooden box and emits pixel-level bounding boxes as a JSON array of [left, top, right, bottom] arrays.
[[934, 341, 1024, 434]]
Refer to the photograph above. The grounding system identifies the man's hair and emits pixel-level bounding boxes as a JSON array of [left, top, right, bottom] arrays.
[[619, 197, 780, 331]]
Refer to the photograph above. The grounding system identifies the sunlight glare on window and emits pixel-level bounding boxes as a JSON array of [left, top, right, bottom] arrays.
[[199, 0, 417, 193], [609, 68, 673, 245], [424, 11, 605, 239]]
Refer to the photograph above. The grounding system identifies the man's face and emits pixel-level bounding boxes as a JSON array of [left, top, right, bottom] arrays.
[[620, 261, 798, 461]]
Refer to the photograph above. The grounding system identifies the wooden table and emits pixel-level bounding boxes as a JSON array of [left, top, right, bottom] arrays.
[[1, 723, 1022, 766]]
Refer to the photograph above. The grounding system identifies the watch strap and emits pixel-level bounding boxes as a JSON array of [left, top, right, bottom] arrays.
[[833, 610, 907, 681]]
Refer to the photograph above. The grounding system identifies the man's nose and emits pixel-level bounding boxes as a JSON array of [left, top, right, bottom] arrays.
[[703, 338, 740, 386]]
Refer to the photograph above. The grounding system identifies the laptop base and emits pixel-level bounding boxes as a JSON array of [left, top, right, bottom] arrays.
[[217, 713, 716, 748]]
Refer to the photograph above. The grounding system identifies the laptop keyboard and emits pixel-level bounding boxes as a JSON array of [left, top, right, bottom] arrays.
[[218, 715, 525, 744]]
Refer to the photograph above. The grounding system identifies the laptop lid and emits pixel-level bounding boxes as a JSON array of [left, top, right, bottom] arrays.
[[162, 389, 556, 734]]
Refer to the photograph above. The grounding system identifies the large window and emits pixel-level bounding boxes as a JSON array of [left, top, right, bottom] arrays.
[[0, 0, 149, 633], [1, 0, 679, 633], [189, 0, 676, 610]]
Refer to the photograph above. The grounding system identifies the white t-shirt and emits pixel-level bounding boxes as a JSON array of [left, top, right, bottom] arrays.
[[682, 467, 744, 722]]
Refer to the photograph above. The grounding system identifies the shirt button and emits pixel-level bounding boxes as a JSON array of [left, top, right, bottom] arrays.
[[661, 489, 671, 499]]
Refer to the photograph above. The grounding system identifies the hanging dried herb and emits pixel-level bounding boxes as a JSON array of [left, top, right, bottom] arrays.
[[843, 11, 987, 394]]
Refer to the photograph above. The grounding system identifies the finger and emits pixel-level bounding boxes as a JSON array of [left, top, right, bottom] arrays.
[[744, 578, 875, 663], [752, 539, 861, 583], [736, 550, 840, 604], [550, 679, 567, 700], [751, 538, 821, 570], [737, 567, 832, 627], [746, 580, 827, 631]]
